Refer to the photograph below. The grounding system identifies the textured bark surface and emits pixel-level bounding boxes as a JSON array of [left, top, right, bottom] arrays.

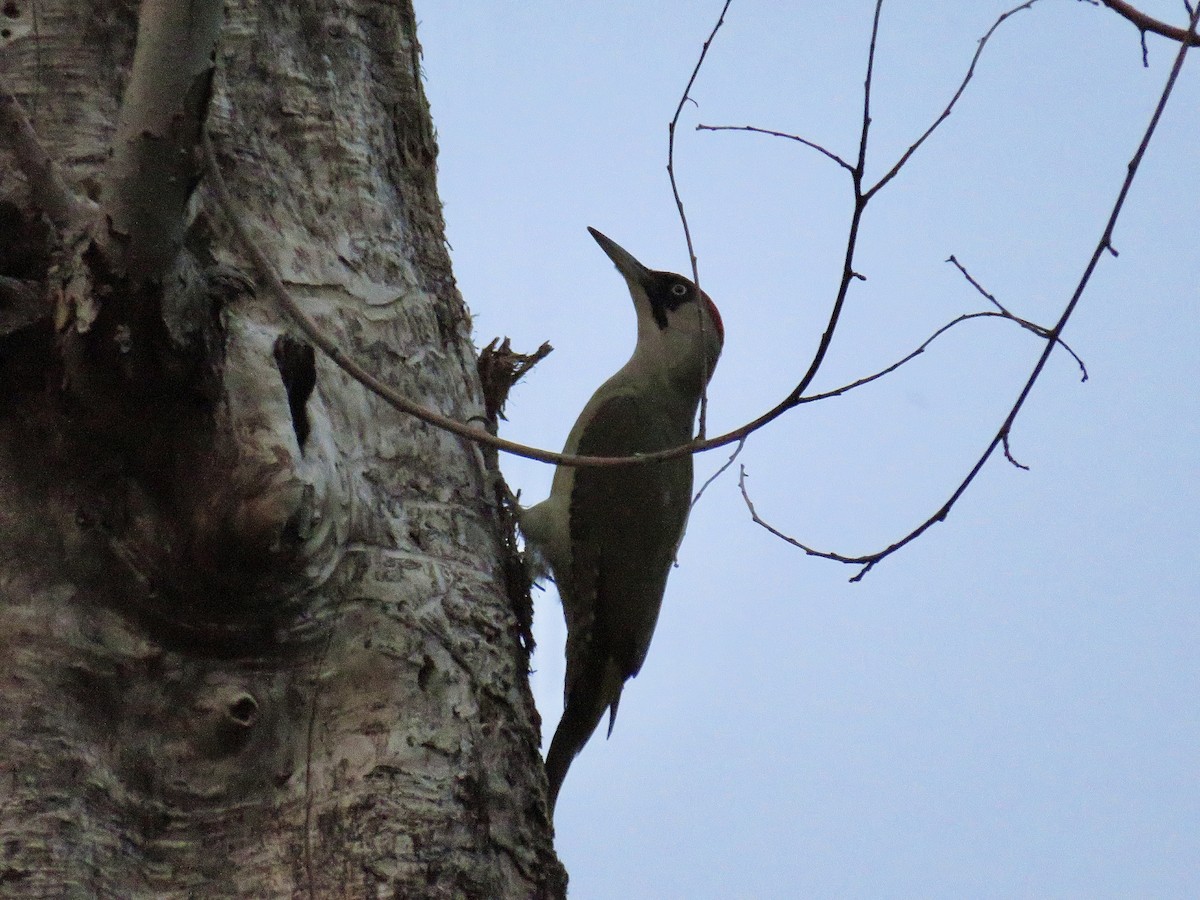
[[0, 1, 564, 896]]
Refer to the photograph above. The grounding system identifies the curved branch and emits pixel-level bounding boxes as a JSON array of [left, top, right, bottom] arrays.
[[1100, 0, 1200, 45], [797, 308, 1083, 407], [206, 115, 818, 471], [685, 1, 1039, 458], [694, 0, 1041, 193], [946, 255, 1087, 380], [739, 465, 878, 579], [691, 437, 746, 509], [667, 0, 733, 437], [205, 133, 716, 470], [695, 124, 853, 171], [203, 132, 588, 468], [203, 11, 758, 473], [202, 0, 1055, 478], [745, 0, 1200, 579], [866, 0, 1041, 200]]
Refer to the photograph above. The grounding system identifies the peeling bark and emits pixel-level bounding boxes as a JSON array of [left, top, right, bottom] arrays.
[[101, 0, 223, 285], [0, 1, 563, 896]]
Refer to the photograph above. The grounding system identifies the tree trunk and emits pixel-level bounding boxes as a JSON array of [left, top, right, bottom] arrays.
[[0, 1, 564, 896]]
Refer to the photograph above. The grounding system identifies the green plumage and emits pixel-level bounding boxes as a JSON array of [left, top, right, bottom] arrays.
[[543, 390, 695, 811], [522, 228, 723, 816]]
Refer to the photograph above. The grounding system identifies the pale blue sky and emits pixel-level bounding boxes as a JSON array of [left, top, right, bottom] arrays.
[[417, 2, 1199, 897]]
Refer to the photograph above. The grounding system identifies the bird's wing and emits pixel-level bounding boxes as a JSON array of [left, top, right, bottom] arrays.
[[564, 392, 693, 701], [545, 392, 694, 811]]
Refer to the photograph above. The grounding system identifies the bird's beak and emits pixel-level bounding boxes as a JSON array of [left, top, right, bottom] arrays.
[[588, 227, 652, 290]]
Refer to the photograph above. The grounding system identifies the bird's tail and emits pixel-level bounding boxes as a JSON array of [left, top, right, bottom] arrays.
[[544, 654, 625, 816]]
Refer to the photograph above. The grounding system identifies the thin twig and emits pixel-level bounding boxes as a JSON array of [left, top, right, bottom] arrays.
[[201, 0, 1039, 480], [694, 0, 1036, 194], [1002, 432, 1029, 470], [204, 131, 674, 469], [866, 1, 1041, 201], [859, 1, 884, 176], [695, 124, 853, 172], [796, 309, 1076, 405], [946, 255, 1088, 380], [691, 437, 746, 509], [668, 0, 734, 439], [746, 0, 1200, 579], [738, 465, 876, 580], [948, 255, 1015, 315]]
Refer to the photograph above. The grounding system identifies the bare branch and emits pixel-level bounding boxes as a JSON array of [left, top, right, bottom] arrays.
[[859, 0, 885, 179], [866, 1, 1041, 200], [1002, 432, 1030, 471], [695, 124, 854, 172], [0, 77, 79, 228], [680, 3, 1040, 455], [202, 0, 1040, 482], [786, 0, 884, 400], [655, 3, 892, 462], [797, 310, 1070, 405], [667, 0, 734, 438], [699, 3, 1039, 201], [1099, 0, 1200, 45], [691, 437, 746, 509], [200, 0, 1083, 490], [947, 255, 1088, 380], [748, 1, 1200, 578], [738, 465, 876, 581], [204, 132, 688, 470]]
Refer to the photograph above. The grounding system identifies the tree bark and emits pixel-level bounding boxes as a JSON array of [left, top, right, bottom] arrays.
[[0, 1, 563, 896]]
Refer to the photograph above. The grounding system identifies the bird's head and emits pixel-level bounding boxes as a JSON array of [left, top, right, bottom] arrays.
[[588, 227, 723, 386]]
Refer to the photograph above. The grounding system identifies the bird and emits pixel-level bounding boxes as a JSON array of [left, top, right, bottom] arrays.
[[520, 226, 724, 815]]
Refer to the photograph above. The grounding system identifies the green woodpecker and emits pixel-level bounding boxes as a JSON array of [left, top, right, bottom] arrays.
[[521, 227, 724, 814]]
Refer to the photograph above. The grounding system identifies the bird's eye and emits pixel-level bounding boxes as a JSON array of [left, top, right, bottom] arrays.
[[671, 283, 689, 297]]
